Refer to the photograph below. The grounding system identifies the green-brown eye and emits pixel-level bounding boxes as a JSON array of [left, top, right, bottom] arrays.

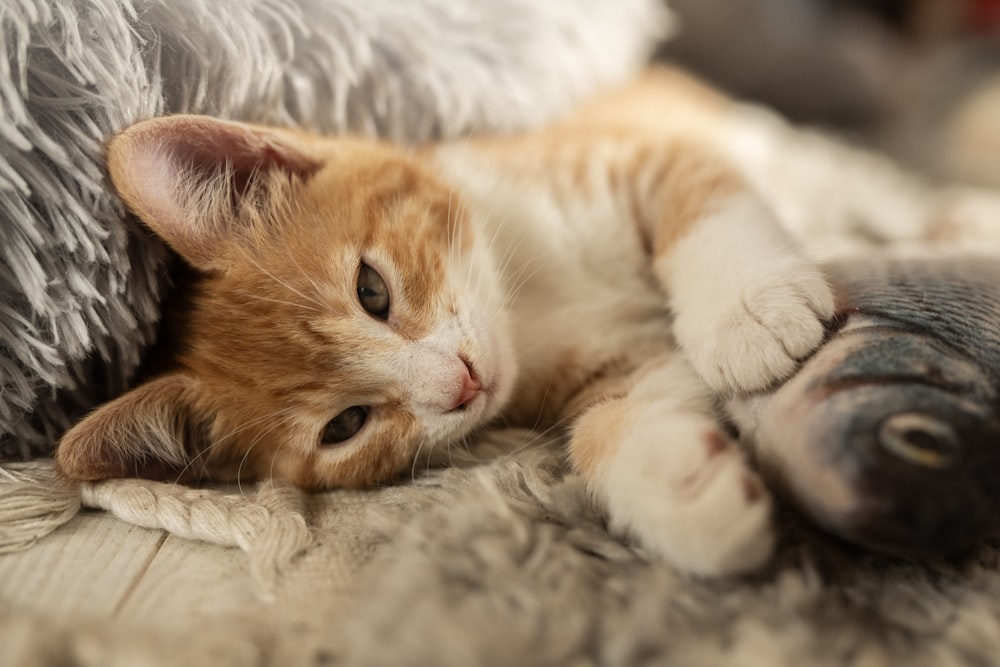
[[358, 263, 390, 319], [322, 406, 368, 445]]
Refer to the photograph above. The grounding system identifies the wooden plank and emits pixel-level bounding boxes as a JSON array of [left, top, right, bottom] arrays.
[[116, 533, 257, 625], [0, 511, 165, 616]]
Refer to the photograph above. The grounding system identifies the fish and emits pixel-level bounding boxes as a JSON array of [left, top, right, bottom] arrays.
[[729, 254, 1000, 557]]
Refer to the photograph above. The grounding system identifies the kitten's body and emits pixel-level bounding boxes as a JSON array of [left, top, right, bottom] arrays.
[[57, 68, 834, 576]]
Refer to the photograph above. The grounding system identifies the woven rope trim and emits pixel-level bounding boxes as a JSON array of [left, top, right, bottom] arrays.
[[0, 461, 312, 598]]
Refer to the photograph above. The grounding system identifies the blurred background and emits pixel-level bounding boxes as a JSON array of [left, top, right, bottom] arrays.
[[658, 0, 1000, 188]]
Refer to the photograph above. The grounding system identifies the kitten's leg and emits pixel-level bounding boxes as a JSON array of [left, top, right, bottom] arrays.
[[638, 145, 836, 393], [569, 353, 772, 576]]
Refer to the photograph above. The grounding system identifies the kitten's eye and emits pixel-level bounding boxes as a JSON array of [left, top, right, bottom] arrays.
[[321, 406, 369, 445], [357, 263, 390, 319]]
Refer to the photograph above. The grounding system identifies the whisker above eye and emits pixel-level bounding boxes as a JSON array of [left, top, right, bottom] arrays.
[[241, 250, 328, 310], [284, 249, 327, 306], [241, 294, 322, 312]]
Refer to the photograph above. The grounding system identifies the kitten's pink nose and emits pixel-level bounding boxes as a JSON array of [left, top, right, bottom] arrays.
[[450, 358, 482, 411]]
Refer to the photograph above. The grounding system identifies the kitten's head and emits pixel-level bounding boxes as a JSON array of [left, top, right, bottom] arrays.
[[56, 116, 516, 489]]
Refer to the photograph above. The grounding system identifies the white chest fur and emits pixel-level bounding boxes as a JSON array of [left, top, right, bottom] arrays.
[[433, 146, 673, 425]]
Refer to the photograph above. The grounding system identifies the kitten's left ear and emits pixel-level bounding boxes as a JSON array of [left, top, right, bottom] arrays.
[[107, 115, 322, 271]]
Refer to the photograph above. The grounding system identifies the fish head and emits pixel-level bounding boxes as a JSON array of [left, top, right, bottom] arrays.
[[731, 256, 1000, 557]]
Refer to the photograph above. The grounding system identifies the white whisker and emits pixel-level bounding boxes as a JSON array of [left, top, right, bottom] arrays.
[[410, 436, 430, 484], [242, 294, 321, 313], [172, 406, 297, 484], [242, 250, 328, 310], [237, 415, 291, 499], [285, 250, 327, 304]]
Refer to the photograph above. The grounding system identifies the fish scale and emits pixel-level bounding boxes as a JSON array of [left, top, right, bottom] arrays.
[[832, 258, 1000, 379]]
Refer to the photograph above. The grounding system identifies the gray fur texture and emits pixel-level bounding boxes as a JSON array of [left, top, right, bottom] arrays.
[[0, 0, 670, 459]]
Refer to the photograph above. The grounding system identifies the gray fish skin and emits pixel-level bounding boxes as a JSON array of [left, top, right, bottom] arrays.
[[729, 256, 1000, 557]]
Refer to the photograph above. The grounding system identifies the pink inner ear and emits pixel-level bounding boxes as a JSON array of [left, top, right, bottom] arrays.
[[111, 115, 321, 269], [151, 116, 321, 194], [175, 118, 318, 180]]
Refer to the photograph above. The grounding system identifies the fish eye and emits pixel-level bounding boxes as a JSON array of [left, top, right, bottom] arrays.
[[879, 412, 959, 469], [357, 263, 390, 319], [322, 406, 369, 445]]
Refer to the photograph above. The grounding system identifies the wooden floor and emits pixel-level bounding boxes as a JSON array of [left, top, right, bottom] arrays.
[[0, 510, 255, 623]]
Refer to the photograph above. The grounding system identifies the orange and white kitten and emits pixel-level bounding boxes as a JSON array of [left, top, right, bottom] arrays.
[[57, 68, 834, 576]]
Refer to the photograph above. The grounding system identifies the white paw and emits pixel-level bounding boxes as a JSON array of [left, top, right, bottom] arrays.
[[679, 259, 835, 394], [601, 405, 774, 577], [664, 194, 836, 394]]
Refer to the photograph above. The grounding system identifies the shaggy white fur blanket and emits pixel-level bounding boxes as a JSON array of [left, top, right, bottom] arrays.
[[0, 0, 670, 458]]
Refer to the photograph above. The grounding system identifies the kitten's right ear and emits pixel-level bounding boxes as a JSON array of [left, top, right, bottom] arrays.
[[56, 373, 209, 482], [107, 115, 321, 271]]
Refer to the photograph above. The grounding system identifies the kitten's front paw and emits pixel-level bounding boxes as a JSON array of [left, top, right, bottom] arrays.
[[602, 406, 774, 577], [678, 260, 835, 394]]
